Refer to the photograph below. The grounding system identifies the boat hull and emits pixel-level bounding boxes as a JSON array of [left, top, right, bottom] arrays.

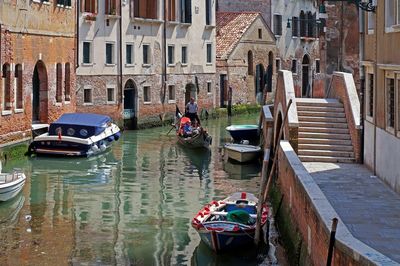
[[226, 125, 259, 142], [177, 130, 212, 149], [197, 225, 255, 252], [224, 144, 261, 163], [0, 173, 26, 202]]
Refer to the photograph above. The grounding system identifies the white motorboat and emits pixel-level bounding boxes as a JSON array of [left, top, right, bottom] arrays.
[[0, 171, 26, 202], [224, 143, 261, 163]]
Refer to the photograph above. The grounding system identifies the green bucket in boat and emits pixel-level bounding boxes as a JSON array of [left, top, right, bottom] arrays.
[[226, 210, 251, 224]]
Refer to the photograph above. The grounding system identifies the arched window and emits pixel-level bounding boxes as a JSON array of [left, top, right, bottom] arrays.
[[2, 63, 11, 111], [307, 11, 314, 37], [248, 51, 254, 75], [65, 63, 71, 101], [300, 11, 306, 37], [15, 64, 23, 109], [56, 63, 62, 102]]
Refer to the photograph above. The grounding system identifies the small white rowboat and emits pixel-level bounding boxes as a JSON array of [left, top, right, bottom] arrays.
[[224, 143, 261, 163], [0, 172, 26, 202]]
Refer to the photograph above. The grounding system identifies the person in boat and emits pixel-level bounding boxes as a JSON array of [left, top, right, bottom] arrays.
[[183, 121, 193, 137], [185, 97, 201, 126]]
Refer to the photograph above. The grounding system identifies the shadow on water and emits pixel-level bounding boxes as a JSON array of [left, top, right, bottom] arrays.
[[223, 158, 262, 180]]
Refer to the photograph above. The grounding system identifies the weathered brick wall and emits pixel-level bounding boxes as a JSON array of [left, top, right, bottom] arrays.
[[0, 29, 76, 145], [275, 141, 388, 265], [217, 0, 271, 26], [76, 73, 216, 127]]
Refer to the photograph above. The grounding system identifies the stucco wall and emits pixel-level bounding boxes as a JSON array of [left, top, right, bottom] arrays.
[[363, 120, 375, 172]]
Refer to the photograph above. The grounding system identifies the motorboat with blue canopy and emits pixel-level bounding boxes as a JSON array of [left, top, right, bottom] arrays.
[[29, 113, 121, 156]]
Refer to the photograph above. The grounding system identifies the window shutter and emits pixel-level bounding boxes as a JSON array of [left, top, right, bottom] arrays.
[[186, 0, 192, 23]]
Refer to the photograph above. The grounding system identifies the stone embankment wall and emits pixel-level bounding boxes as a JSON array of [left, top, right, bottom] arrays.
[[271, 140, 396, 265]]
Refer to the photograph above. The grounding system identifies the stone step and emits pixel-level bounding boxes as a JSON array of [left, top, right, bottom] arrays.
[[298, 149, 355, 158], [299, 155, 356, 163], [298, 138, 352, 145], [298, 116, 347, 123], [299, 132, 351, 140], [298, 111, 346, 118], [299, 127, 349, 134], [297, 106, 345, 113], [296, 99, 343, 108], [298, 143, 354, 152], [299, 121, 348, 129]]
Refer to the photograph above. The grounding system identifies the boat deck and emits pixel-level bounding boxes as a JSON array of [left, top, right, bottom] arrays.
[[304, 162, 400, 263]]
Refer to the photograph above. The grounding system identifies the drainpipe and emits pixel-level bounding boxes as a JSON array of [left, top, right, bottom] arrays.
[[162, 0, 167, 105], [76, 0, 79, 69], [119, 0, 123, 110], [359, 6, 365, 164]]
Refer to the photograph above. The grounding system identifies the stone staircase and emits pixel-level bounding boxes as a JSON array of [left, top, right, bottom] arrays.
[[296, 98, 356, 163]]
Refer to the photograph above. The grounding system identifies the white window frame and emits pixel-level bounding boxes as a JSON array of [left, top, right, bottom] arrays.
[[181, 45, 188, 66], [143, 85, 151, 104], [82, 41, 93, 65], [385, 71, 396, 134], [14, 63, 24, 113], [142, 44, 151, 66], [168, 84, 176, 103], [206, 42, 213, 65], [83, 86, 93, 105], [385, 0, 400, 33], [168, 45, 175, 66], [105, 42, 116, 66], [106, 85, 116, 104], [125, 42, 135, 66]]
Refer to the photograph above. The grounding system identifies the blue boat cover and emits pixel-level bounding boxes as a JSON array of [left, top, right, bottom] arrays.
[[48, 113, 112, 138]]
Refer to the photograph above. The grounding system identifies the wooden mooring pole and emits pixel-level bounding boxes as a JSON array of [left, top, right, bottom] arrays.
[[254, 99, 293, 245], [326, 217, 338, 266]]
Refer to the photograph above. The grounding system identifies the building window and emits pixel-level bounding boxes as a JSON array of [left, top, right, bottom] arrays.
[[258, 28, 262, 39], [181, 46, 188, 65], [65, 63, 71, 101], [300, 11, 306, 37], [56, 63, 63, 102], [180, 0, 192, 23], [206, 43, 212, 64], [84, 88, 92, 104], [83, 0, 97, 13], [307, 11, 314, 37], [367, 9, 375, 31], [106, 43, 115, 65], [273, 14, 282, 36], [126, 44, 134, 65], [291, 59, 297, 73], [83, 42, 92, 64], [292, 16, 299, 37], [15, 64, 23, 109], [385, 0, 398, 28], [143, 86, 151, 102], [386, 77, 395, 128], [207, 82, 212, 94], [168, 85, 175, 101], [134, 0, 157, 19], [167, 0, 176, 21], [168, 45, 175, 65], [367, 73, 374, 118], [248, 51, 254, 75], [2, 63, 11, 111], [143, 44, 150, 65], [105, 0, 119, 15], [205, 0, 212, 25], [107, 87, 115, 102], [315, 59, 320, 73], [276, 59, 281, 71], [57, 0, 72, 7]]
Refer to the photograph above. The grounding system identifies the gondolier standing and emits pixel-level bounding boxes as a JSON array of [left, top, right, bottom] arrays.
[[185, 97, 201, 126]]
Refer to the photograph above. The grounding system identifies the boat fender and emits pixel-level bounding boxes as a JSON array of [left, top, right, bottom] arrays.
[[211, 200, 219, 207], [92, 145, 100, 152], [241, 192, 247, 199], [100, 144, 107, 151]]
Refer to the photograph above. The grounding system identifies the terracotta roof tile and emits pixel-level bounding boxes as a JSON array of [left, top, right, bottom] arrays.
[[216, 12, 260, 59]]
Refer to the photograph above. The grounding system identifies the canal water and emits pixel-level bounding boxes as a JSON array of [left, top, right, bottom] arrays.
[[0, 114, 284, 265]]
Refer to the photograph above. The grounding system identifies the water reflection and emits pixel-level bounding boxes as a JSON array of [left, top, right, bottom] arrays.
[[223, 159, 261, 180], [0, 194, 25, 226], [0, 114, 275, 265]]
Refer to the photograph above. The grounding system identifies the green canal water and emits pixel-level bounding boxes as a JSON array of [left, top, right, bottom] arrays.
[[0, 115, 283, 265]]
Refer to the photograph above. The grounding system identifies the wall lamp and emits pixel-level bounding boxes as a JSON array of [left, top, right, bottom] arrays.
[[319, 0, 376, 18], [286, 18, 323, 29]]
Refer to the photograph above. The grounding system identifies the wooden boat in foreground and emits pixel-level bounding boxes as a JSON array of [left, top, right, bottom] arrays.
[[191, 192, 268, 252], [177, 117, 212, 149], [224, 143, 261, 163], [0, 171, 26, 202]]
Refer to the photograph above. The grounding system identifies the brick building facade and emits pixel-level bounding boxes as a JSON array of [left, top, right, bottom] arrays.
[[77, 0, 216, 129], [0, 0, 76, 145], [216, 12, 276, 106]]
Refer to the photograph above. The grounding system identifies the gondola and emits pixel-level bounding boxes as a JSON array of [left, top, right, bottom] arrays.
[[176, 117, 212, 149]]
